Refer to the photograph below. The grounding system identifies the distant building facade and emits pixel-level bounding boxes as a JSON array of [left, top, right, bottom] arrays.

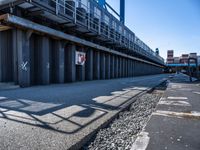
[[166, 50, 198, 65], [167, 50, 174, 64]]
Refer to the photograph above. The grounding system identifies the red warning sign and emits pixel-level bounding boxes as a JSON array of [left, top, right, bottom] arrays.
[[76, 51, 86, 65]]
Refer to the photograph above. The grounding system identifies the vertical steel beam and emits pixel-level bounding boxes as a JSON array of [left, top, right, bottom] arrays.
[[120, 0, 125, 24], [105, 53, 111, 79], [0, 32, 2, 82], [76, 48, 86, 81], [99, 0, 106, 8], [55, 41, 65, 83], [17, 30, 31, 87], [85, 48, 93, 80], [93, 50, 100, 80], [110, 55, 115, 79], [100, 52, 106, 79], [115, 56, 119, 78], [40, 36, 50, 85], [12, 29, 19, 84], [65, 44, 76, 82]]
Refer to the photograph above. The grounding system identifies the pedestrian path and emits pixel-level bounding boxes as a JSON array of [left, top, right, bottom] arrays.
[[131, 73, 200, 150], [0, 74, 168, 150]]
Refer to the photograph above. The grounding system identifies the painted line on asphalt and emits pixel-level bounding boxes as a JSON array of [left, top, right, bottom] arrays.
[[131, 131, 150, 150], [153, 110, 200, 120], [167, 97, 188, 100]]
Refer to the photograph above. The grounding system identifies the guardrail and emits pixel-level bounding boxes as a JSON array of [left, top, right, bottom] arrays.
[[0, 0, 164, 64]]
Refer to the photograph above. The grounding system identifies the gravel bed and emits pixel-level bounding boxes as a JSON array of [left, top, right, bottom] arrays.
[[84, 92, 162, 150]]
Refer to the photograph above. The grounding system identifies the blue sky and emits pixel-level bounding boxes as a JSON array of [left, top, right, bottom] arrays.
[[106, 0, 200, 59]]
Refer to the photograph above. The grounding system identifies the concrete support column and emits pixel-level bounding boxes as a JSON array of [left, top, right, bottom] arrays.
[[65, 44, 76, 82], [17, 30, 32, 87], [110, 55, 115, 79], [76, 48, 85, 81], [93, 50, 100, 80], [55, 41, 65, 83], [100, 52, 106, 79], [85, 48, 93, 80], [115, 56, 119, 78], [105, 53, 111, 79]]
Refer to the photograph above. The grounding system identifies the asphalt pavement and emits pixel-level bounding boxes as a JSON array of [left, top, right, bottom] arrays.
[[131, 73, 200, 150], [0, 74, 168, 150]]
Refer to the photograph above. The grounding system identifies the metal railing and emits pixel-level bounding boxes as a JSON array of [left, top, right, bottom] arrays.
[[33, 0, 164, 64]]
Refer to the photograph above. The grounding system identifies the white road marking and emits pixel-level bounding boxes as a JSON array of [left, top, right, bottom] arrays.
[[193, 91, 200, 95], [153, 110, 200, 119], [159, 101, 191, 107], [167, 97, 188, 100], [131, 132, 150, 150]]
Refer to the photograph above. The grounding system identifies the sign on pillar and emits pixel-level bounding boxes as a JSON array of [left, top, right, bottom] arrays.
[[76, 51, 86, 65]]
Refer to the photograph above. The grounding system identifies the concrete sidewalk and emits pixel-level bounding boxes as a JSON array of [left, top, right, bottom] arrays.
[[131, 74, 200, 150], [0, 74, 168, 150]]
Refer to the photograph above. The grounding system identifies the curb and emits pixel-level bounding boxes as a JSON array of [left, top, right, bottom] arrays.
[[69, 79, 168, 150]]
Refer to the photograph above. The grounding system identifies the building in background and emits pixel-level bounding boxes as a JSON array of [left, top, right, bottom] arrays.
[[166, 51, 198, 65], [166, 51, 199, 75], [167, 50, 174, 64]]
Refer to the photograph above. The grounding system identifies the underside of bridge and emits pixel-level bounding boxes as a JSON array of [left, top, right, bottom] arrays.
[[0, 0, 165, 87]]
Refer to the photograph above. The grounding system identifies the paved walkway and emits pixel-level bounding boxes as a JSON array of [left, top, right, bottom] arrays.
[[131, 73, 200, 150], [0, 74, 168, 150]]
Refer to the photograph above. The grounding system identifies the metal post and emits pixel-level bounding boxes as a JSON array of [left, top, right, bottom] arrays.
[[120, 0, 125, 24]]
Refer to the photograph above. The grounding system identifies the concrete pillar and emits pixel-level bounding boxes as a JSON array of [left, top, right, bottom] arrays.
[[17, 30, 32, 87], [115, 56, 119, 78], [105, 53, 111, 79], [110, 55, 115, 79], [54, 41, 65, 83], [100, 52, 106, 79], [65, 44, 76, 82], [76, 48, 85, 81], [85, 48, 93, 80], [93, 50, 100, 80]]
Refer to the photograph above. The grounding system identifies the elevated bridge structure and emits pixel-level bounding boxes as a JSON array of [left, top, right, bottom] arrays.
[[0, 0, 165, 87]]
